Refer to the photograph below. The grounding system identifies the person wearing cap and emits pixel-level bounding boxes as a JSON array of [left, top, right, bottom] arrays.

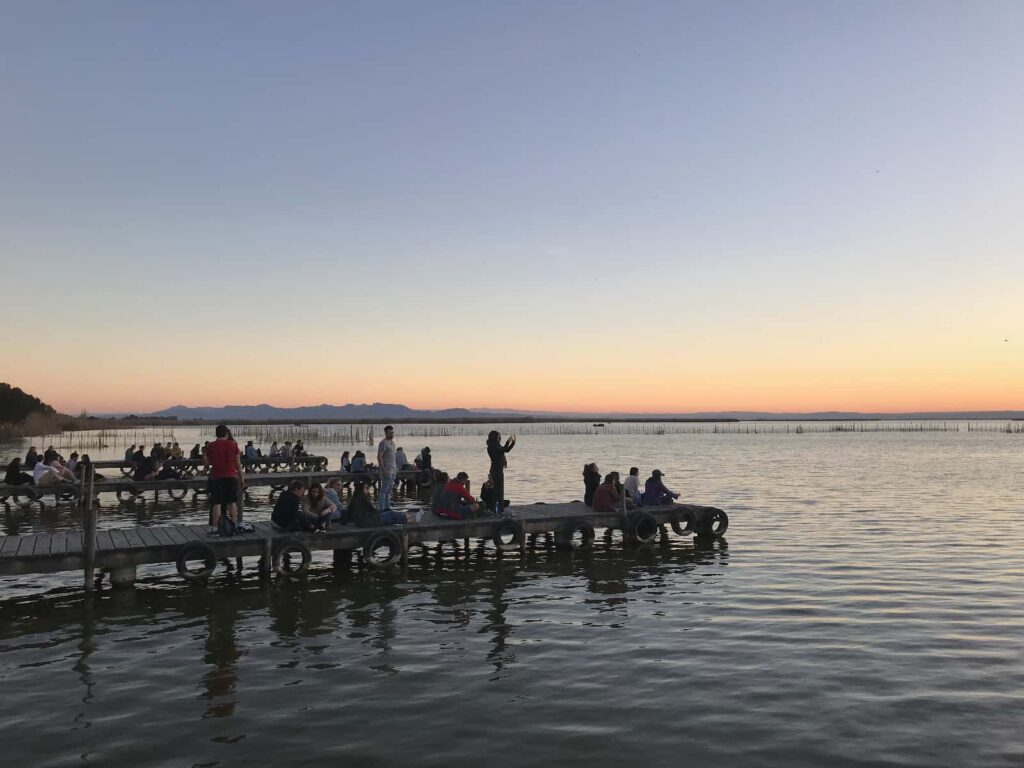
[[642, 469, 679, 506]]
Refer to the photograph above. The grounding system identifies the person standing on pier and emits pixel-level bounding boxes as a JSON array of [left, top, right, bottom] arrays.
[[377, 425, 398, 513], [486, 431, 515, 513], [204, 424, 243, 536]]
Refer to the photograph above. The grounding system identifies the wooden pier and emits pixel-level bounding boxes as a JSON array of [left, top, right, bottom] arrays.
[[0, 467, 433, 505], [0, 501, 728, 589], [91, 455, 330, 477]]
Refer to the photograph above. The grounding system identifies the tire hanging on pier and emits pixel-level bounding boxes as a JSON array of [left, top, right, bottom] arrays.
[[116, 485, 139, 502], [671, 510, 695, 536], [628, 511, 659, 544], [492, 519, 523, 552], [167, 483, 189, 500], [7, 487, 42, 507], [708, 509, 729, 537], [362, 529, 402, 568], [561, 519, 595, 550], [176, 542, 217, 581], [273, 538, 312, 576]]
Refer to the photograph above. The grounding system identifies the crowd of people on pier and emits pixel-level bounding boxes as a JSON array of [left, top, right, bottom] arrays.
[[4, 426, 688, 541]]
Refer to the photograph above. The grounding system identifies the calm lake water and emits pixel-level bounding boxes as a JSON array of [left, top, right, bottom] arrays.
[[2, 422, 1023, 767]]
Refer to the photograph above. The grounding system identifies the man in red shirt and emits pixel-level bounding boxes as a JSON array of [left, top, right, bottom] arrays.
[[204, 424, 243, 535], [436, 472, 483, 519]]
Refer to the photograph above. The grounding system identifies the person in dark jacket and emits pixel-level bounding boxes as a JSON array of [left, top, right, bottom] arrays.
[[272, 480, 322, 532], [5, 458, 33, 486], [133, 455, 159, 481], [348, 481, 407, 527], [642, 469, 679, 506], [583, 463, 601, 506], [24, 447, 39, 470], [486, 431, 515, 513]]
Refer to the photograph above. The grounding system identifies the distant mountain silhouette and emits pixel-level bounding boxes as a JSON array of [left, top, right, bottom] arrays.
[[144, 402, 1024, 422]]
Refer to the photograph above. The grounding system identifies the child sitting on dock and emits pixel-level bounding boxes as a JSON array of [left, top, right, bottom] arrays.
[[641, 469, 679, 506]]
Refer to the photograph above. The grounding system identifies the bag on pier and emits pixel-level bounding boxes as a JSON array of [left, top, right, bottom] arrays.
[[218, 515, 237, 538]]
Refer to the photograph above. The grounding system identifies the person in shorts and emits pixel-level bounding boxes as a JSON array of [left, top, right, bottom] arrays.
[[204, 424, 243, 536]]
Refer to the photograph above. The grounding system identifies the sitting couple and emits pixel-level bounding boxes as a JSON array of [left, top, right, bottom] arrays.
[[432, 472, 505, 519]]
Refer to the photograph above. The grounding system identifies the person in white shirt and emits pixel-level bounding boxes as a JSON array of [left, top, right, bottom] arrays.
[[624, 466, 642, 506], [34, 450, 76, 486], [376, 425, 398, 512]]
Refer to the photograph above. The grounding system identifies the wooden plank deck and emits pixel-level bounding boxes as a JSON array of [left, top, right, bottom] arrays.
[[0, 502, 726, 581]]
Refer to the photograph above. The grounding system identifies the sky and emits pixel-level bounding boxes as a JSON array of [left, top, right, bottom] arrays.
[[1, 1, 1022, 415]]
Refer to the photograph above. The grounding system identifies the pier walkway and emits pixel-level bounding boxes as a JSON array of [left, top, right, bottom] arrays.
[[0, 502, 728, 588]]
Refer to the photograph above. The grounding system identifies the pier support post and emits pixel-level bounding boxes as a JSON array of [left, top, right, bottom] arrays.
[[400, 530, 409, 566], [110, 564, 136, 589], [83, 466, 97, 593], [260, 537, 273, 575], [333, 549, 352, 569]]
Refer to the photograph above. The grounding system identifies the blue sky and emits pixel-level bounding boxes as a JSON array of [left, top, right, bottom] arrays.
[[2, 2, 1022, 413]]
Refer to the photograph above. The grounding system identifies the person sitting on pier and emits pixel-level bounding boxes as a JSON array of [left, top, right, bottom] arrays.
[[303, 483, 336, 526], [419, 447, 433, 470], [583, 463, 601, 506], [592, 472, 623, 513], [348, 480, 407, 527], [429, 472, 449, 514], [24, 447, 40, 470], [244, 441, 257, 460], [642, 469, 679, 506], [151, 443, 166, 461], [340, 451, 351, 472], [132, 445, 146, 465], [436, 472, 483, 520], [170, 442, 183, 460], [282, 441, 293, 458], [78, 454, 104, 482], [623, 467, 642, 506], [5, 458, 34, 486], [350, 451, 367, 472], [271, 480, 324, 532], [124, 445, 136, 463], [189, 444, 202, 460], [65, 452, 79, 475], [395, 447, 411, 469], [156, 460, 182, 481], [34, 450, 77, 485], [134, 454, 159, 481], [293, 440, 307, 457], [324, 478, 349, 523]]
